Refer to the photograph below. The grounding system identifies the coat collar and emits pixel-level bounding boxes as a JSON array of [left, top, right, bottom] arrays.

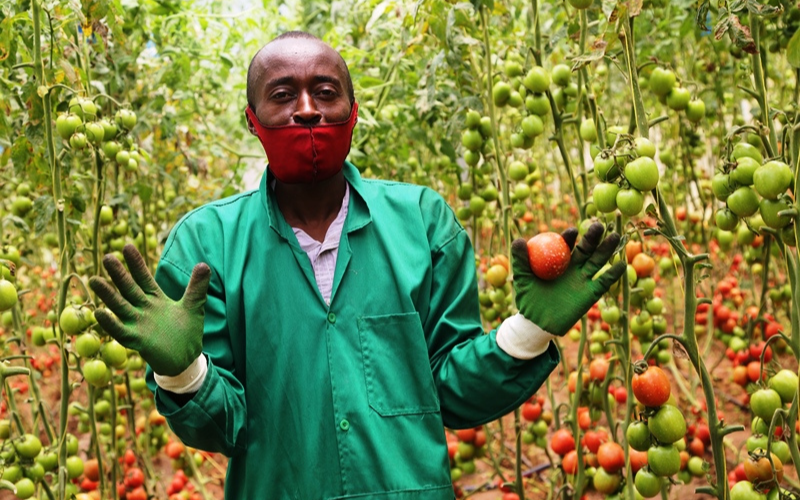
[[260, 161, 372, 240]]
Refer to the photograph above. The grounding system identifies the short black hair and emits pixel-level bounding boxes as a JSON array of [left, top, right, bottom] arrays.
[[246, 31, 355, 110]]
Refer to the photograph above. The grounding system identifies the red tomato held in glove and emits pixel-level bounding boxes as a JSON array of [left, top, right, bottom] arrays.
[[527, 232, 570, 280]]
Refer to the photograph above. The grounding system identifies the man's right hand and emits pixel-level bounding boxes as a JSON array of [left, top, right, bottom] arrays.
[[88, 244, 211, 377]]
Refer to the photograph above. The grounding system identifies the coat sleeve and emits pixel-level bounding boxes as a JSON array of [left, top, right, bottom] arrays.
[[420, 189, 560, 429], [145, 215, 247, 457]]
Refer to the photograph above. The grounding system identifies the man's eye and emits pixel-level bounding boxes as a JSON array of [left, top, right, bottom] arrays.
[[271, 92, 292, 100]]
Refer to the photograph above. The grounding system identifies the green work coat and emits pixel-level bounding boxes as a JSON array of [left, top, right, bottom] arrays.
[[146, 162, 559, 499]]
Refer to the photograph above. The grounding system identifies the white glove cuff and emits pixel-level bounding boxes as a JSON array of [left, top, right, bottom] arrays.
[[496, 313, 557, 360], [154, 354, 208, 394]]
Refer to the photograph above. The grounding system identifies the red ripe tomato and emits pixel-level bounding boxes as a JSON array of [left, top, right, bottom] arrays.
[[614, 387, 628, 404], [124, 468, 145, 489], [732, 365, 749, 386], [734, 462, 748, 482], [688, 437, 705, 456], [473, 429, 486, 447], [562, 450, 579, 474], [454, 428, 476, 442], [764, 321, 782, 339], [578, 410, 592, 430], [447, 442, 458, 459], [629, 448, 648, 473], [695, 423, 711, 447], [165, 441, 186, 460], [597, 442, 625, 473], [746, 361, 765, 383], [550, 429, 576, 456], [589, 358, 609, 382], [127, 487, 147, 500], [527, 233, 570, 280], [521, 402, 542, 422], [84, 458, 100, 482], [502, 494, 521, 500], [632, 366, 671, 407], [582, 430, 608, 454], [123, 449, 136, 467]]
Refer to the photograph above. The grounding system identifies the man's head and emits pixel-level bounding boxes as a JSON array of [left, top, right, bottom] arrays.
[[244, 32, 359, 184], [246, 31, 355, 130]]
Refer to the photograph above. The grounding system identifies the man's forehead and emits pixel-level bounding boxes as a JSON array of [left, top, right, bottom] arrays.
[[257, 38, 342, 69]]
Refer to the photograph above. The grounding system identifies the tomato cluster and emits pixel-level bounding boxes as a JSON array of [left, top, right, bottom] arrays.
[[446, 425, 487, 484], [477, 254, 512, 328]]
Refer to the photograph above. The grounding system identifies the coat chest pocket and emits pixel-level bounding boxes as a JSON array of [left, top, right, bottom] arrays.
[[358, 312, 440, 416]]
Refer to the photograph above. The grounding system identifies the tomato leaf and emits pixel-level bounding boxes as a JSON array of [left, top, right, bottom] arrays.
[[744, 0, 782, 17], [787, 28, 800, 69], [33, 196, 55, 236], [696, 0, 711, 30]]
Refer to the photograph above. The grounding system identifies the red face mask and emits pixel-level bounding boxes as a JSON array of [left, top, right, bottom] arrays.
[[246, 102, 358, 184]]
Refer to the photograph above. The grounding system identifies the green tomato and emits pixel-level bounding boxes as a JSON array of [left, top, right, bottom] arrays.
[[14, 434, 42, 459], [768, 369, 799, 404], [523, 67, 550, 93], [666, 87, 691, 111], [625, 157, 659, 191], [56, 113, 82, 140], [732, 142, 763, 164], [521, 115, 544, 138], [66, 456, 84, 479], [750, 388, 783, 422], [101, 339, 128, 368], [492, 81, 512, 107], [84, 122, 106, 145], [712, 173, 734, 201], [648, 405, 686, 444], [634, 137, 656, 158], [727, 186, 760, 217], [75, 332, 101, 358], [69, 132, 88, 150], [102, 140, 122, 159], [100, 119, 118, 140], [593, 183, 620, 213], [14, 478, 35, 499], [634, 468, 662, 498], [59, 306, 86, 335], [83, 359, 111, 388], [99, 205, 114, 226], [0, 279, 18, 312], [525, 94, 551, 116], [759, 196, 793, 229], [461, 129, 483, 151], [115, 109, 137, 130], [626, 421, 651, 451], [551, 64, 571, 87], [686, 99, 706, 122], [580, 119, 598, 142], [648, 68, 676, 97], [754, 160, 793, 200], [593, 154, 619, 182], [647, 445, 681, 477], [616, 188, 645, 217], [592, 467, 621, 494], [730, 480, 766, 500], [687, 456, 705, 477]]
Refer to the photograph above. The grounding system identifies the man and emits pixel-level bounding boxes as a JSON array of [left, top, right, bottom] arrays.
[[89, 31, 624, 499]]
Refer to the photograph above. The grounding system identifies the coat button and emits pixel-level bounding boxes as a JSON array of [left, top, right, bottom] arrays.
[[339, 419, 350, 431], [327, 312, 336, 324]]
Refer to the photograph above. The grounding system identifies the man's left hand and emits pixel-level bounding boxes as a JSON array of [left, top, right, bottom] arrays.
[[511, 222, 626, 336]]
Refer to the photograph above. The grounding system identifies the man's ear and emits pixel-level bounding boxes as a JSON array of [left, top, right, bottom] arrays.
[[244, 108, 258, 136]]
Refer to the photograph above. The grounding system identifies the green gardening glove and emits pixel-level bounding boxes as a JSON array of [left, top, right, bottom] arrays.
[[511, 222, 626, 336], [88, 244, 211, 377]]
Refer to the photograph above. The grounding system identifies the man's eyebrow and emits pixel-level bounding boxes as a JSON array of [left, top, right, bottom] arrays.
[[264, 75, 342, 88]]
